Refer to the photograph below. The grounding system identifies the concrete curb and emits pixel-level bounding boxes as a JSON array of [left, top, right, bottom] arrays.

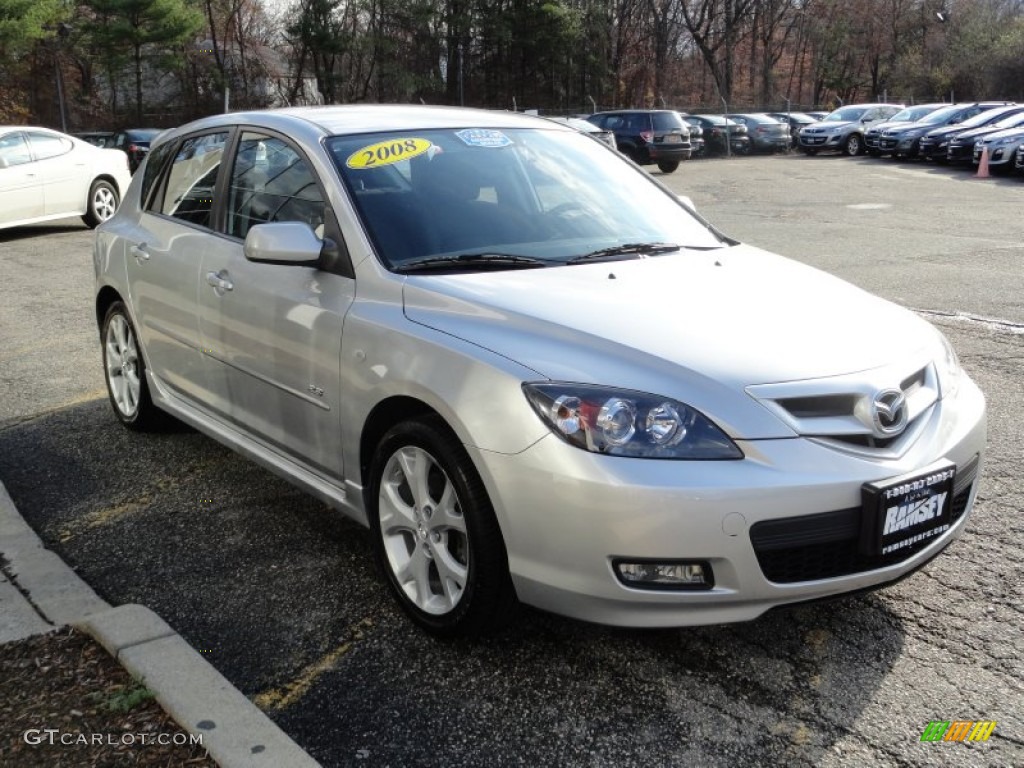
[[0, 480, 321, 768]]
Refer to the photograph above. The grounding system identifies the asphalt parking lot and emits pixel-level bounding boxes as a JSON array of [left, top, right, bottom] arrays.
[[1, 154, 1022, 767]]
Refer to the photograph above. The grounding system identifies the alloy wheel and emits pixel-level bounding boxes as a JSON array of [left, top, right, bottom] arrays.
[[378, 445, 469, 615]]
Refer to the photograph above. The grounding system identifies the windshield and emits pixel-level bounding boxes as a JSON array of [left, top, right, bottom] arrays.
[[993, 113, 1024, 130], [957, 107, 1021, 129], [326, 128, 724, 270], [824, 107, 868, 122], [890, 105, 940, 122]]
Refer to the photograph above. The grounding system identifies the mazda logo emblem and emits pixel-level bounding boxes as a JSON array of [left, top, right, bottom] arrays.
[[872, 389, 908, 436]]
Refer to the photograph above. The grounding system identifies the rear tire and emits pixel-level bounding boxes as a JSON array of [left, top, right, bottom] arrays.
[[368, 416, 517, 636], [101, 302, 167, 431], [657, 161, 679, 173], [83, 179, 119, 228]]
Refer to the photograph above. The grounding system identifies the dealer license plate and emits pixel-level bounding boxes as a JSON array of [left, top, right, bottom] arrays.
[[664, 134, 681, 143], [861, 462, 955, 556]]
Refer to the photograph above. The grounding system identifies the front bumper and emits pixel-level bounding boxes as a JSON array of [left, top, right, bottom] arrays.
[[470, 376, 986, 628], [947, 142, 976, 163], [974, 143, 1021, 166], [918, 137, 952, 160], [799, 133, 843, 150]]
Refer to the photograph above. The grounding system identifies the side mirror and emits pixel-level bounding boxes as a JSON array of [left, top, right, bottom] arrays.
[[244, 221, 322, 266], [0, 157, 8, 169]]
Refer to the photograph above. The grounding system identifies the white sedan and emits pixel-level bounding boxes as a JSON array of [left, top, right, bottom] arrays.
[[0, 126, 132, 230]]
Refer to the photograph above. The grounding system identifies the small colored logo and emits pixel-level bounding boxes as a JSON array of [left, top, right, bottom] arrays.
[[920, 720, 997, 742]]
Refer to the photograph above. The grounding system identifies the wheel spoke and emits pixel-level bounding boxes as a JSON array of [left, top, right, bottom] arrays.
[[408, 544, 433, 604], [432, 538, 467, 605], [435, 479, 465, 532], [397, 447, 433, 507], [380, 479, 417, 533], [105, 338, 122, 371]]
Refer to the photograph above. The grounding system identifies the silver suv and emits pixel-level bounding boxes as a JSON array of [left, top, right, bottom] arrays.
[[799, 103, 903, 156]]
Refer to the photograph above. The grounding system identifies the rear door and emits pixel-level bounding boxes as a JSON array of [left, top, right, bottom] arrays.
[[0, 132, 44, 225], [124, 130, 233, 403], [26, 131, 85, 215]]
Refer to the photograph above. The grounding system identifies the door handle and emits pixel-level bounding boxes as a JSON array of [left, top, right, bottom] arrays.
[[206, 270, 234, 293], [130, 243, 149, 261]]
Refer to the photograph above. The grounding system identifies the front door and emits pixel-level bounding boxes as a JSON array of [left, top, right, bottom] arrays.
[[197, 130, 352, 479]]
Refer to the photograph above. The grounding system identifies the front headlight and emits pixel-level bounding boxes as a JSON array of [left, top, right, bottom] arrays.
[[523, 383, 743, 459], [934, 331, 962, 398]]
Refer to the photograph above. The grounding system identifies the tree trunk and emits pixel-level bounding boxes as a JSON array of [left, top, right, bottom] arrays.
[[134, 42, 143, 124]]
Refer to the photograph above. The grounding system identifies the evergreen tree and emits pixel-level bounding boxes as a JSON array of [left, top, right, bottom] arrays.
[[83, 0, 203, 123]]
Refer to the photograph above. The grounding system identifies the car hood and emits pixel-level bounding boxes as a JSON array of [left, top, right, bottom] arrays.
[[952, 126, 1002, 140], [805, 120, 855, 131], [402, 244, 936, 437], [980, 128, 1024, 141], [876, 121, 917, 133], [924, 124, 970, 139]]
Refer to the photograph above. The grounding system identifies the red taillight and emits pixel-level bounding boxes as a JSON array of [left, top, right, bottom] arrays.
[[128, 144, 138, 152], [639, 131, 654, 143]]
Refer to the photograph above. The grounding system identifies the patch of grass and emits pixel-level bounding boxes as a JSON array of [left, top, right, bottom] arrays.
[[87, 680, 156, 713]]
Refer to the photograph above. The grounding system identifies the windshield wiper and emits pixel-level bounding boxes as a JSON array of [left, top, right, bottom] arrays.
[[567, 242, 683, 264], [394, 253, 551, 274]]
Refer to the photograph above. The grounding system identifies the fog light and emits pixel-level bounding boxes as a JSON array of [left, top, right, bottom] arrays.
[[614, 560, 713, 590]]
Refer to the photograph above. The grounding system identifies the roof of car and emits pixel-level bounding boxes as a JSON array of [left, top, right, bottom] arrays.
[[159, 106, 564, 148], [0, 125, 65, 134]]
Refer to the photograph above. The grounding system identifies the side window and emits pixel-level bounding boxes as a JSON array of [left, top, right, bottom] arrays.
[[226, 132, 326, 240], [113, 133, 127, 149], [155, 131, 229, 228], [140, 141, 176, 210], [27, 132, 72, 160], [0, 132, 31, 167]]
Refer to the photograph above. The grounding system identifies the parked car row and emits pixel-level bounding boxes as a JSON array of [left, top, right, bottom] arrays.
[[582, 109, 806, 173], [799, 100, 1024, 176]]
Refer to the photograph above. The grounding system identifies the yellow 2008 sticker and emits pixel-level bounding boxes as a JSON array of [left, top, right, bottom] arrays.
[[346, 138, 432, 169]]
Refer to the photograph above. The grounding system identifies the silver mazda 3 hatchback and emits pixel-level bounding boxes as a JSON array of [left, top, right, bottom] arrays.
[[94, 106, 986, 635]]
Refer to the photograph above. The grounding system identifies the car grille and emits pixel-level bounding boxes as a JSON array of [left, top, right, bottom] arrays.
[[947, 143, 972, 160], [745, 358, 938, 458], [803, 136, 827, 145], [878, 138, 898, 150], [750, 455, 978, 583]]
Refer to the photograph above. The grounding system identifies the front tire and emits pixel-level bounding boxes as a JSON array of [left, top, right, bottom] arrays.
[[101, 302, 165, 430], [843, 134, 863, 156], [657, 160, 679, 173], [368, 417, 517, 636], [83, 180, 119, 228]]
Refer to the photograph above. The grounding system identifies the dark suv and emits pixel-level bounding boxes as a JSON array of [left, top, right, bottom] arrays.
[[586, 110, 691, 173], [112, 128, 161, 173]]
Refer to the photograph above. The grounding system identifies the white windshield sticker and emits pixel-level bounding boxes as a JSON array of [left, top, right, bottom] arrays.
[[455, 129, 512, 148]]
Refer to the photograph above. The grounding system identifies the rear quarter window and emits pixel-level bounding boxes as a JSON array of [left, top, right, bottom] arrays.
[[651, 112, 683, 131]]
